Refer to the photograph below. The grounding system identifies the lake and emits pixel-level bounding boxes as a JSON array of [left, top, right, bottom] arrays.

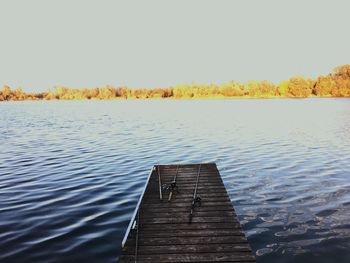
[[1, 99, 350, 263]]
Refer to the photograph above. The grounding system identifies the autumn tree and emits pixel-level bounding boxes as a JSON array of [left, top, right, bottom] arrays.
[[1, 85, 12, 100], [313, 76, 336, 96], [332, 64, 350, 79], [286, 77, 313, 97], [313, 65, 350, 97]]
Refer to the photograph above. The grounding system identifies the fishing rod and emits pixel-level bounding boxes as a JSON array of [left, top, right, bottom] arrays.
[[157, 165, 163, 201], [189, 164, 202, 224], [168, 165, 179, 202], [134, 210, 140, 263]]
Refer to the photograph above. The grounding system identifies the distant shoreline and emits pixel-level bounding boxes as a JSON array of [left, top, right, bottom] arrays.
[[1, 65, 349, 102], [1, 93, 348, 102], [1, 95, 349, 103]]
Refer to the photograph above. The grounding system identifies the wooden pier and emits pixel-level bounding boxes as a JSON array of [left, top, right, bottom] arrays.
[[118, 163, 256, 263]]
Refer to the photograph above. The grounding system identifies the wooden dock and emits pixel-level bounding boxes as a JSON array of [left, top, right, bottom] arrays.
[[118, 163, 256, 263]]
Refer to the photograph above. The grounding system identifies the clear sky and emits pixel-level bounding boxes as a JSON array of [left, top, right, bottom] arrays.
[[0, 0, 349, 92]]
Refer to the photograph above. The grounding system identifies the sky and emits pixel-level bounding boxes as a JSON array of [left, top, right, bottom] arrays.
[[0, 0, 349, 92]]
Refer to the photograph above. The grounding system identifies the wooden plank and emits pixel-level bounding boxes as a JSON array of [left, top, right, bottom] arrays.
[[123, 243, 252, 254], [148, 182, 223, 188], [141, 201, 233, 209], [143, 196, 231, 205], [142, 197, 231, 205], [140, 210, 236, 218], [159, 178, 220, 182], [140, 222, 242, 231], [140, 216, 237, 224], [141, 207, 235, 214], [125, 235, 249, 246], [137, 229, 245, 238], [119, 253, 256, 262], [143, 193, 230, 201], [152, 182, 225, 187]]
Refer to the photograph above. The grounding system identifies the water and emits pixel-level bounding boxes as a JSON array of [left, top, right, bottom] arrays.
[[1, 99, 350, 263]]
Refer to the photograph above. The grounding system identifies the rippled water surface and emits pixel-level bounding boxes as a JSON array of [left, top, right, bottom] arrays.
[[1, 99, 350, 263]]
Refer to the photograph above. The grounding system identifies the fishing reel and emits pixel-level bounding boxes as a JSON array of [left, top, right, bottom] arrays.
[[193, 196, 202, 207], [162, 181, 179, 193], [170, 181, 179, 192]]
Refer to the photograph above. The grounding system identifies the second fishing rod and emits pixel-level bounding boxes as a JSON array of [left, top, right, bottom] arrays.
[[189, 164, 202, 224]]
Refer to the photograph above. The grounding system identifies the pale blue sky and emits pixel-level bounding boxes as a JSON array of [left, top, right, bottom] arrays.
[[0, 0, 349, 92]]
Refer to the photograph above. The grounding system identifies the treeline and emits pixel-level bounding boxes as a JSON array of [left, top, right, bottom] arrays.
[[1, 65, 350, 101]]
